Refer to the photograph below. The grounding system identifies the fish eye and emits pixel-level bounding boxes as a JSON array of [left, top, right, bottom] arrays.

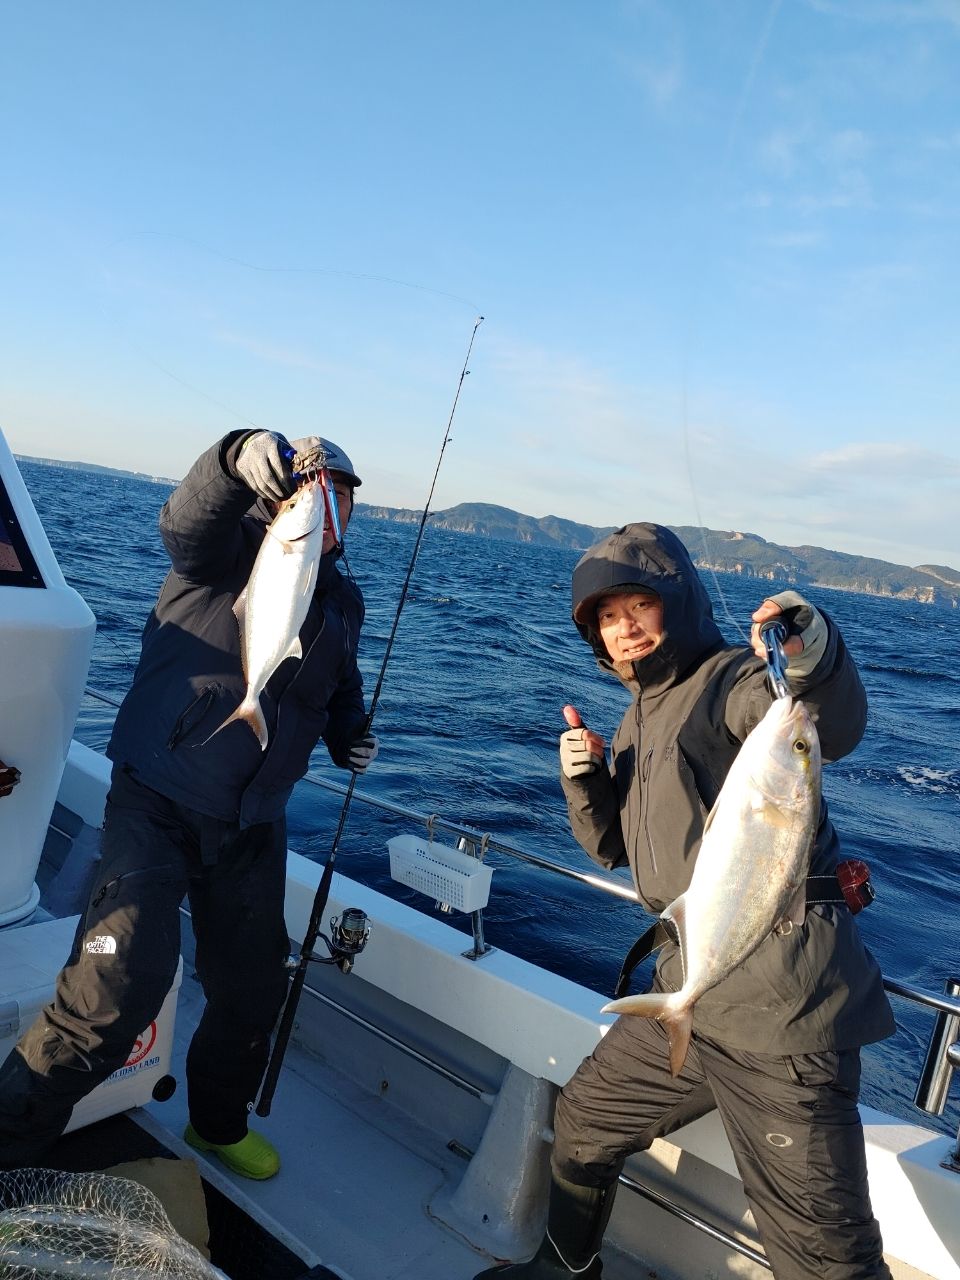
[[793, 738, 809, 754]]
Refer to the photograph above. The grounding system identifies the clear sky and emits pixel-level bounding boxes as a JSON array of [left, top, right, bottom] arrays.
[[2, 1, 958, 568]]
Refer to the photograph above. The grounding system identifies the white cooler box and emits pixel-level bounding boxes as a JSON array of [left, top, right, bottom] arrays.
[[0, 914, 181, 1131]]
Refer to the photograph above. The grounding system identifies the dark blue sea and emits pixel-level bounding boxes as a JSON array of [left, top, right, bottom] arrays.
[[20, 462, 960, 1138]]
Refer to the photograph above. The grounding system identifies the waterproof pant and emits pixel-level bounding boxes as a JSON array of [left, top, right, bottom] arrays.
[[553, 1014, 892, 1280], [0, 766, 290, 1168]]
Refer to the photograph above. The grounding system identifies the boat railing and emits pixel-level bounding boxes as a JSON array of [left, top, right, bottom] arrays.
[[79, 686, 960, 1172], [295, 769, 960, 1163]]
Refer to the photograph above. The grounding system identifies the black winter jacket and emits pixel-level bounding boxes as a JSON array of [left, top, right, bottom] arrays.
[[108, 432, 366, 827], [561, 523, 894, 1054]]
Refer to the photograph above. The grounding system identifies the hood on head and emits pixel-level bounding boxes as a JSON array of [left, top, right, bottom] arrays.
[[571, 523, 724, 683]]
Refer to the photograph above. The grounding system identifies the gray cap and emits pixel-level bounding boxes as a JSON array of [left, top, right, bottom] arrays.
[[290, 435, 362, 487]]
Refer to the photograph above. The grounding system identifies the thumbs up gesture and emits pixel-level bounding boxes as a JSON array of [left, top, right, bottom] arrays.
[[559, 705, 605, 779]]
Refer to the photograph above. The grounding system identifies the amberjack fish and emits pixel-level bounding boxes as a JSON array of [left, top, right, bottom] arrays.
[[602, 696, 821, 1075], [213, 481, 326, 751]]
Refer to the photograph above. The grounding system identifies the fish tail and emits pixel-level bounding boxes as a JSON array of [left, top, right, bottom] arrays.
[[202, 699, 269, 751], [663, 1008, 694, 1077], [600, 992, 695, 1077]]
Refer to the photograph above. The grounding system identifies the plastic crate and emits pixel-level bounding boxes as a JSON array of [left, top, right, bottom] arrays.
[[386, 834, 493, 913]]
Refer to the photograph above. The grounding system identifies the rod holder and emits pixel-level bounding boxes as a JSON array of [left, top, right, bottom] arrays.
[[457, 836, 494, 962]]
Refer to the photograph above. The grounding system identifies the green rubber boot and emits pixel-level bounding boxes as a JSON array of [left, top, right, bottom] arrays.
[[184, 1122, 280, 1180], [473, 1173, 615, 1278]]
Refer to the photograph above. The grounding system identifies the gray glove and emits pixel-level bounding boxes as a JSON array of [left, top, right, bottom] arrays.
[[560, 727, 602, 779], [236, 431, 296, 502], [764, 590, 828, 681], [348, 734, 379, 774]]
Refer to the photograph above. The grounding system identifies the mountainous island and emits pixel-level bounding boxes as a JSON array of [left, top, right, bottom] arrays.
[[15, 457, 958, 608], [358, 501, 960, 610]]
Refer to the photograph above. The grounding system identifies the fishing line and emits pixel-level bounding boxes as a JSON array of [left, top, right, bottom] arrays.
[[102, 230, 484, 312], [92, 231, 483, 442], [255, 314, 484, 1117], [678, 0, 782, 644]]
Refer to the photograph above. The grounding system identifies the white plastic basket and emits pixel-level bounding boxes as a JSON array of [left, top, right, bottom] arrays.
[[387, 834, 493, 913]]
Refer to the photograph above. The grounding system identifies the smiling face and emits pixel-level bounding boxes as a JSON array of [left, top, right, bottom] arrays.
[[596, 591, 664, 665]]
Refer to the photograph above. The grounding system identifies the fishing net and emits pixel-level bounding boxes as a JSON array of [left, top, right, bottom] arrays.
[[0, 1168, 223, 1279]]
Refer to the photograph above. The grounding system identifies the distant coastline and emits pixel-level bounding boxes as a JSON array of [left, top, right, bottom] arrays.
[[16, 456, 959, 609], [358, 503, 959, 610], [15, 454, 179, 487]]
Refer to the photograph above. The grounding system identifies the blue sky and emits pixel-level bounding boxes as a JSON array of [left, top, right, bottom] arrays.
[[2, 1, 958, 568]]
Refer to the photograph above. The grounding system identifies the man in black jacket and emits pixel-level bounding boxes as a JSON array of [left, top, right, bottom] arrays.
[[477, 523, 893, 1279], [0, 429, 376, 1179]]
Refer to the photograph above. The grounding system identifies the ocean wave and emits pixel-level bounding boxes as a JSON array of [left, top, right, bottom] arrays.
[[896, 765, 960, 796], [863, 662, 960, 684]]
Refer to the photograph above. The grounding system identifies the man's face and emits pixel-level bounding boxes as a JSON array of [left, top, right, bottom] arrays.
[[596, 592, 664, 664], [322, 474, 354, 554]]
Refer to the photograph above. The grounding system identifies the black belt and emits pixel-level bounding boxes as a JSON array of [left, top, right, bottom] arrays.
[[615, 862, 874, 1000]]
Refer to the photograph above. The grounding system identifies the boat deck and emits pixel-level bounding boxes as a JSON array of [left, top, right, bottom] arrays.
[[41, 948, 641, 1280], [141, 966, 496, 1280], [27, 800, 653, 1280]]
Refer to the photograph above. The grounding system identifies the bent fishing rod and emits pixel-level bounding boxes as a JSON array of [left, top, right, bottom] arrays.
[[256, 315, 484, 1117]]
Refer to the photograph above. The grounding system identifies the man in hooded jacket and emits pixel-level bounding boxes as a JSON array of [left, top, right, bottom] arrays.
[[0, 429, 378, 1179], [477, 523, 894, 1280]]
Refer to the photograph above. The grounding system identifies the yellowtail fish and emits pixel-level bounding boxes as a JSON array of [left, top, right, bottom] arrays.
[[602, 696, 821, 1075], [213, 481, 326, 750]]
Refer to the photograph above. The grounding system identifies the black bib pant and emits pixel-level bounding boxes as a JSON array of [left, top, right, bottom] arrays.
[[0, 767, 290, 1167], [552, 1013, 892, 1280]]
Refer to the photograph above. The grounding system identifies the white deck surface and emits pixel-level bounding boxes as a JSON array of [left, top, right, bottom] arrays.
[[138, 969, 522, 1280]]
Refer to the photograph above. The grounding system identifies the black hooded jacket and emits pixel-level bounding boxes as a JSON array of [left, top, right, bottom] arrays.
[[108, 432, 366, 827], [561, 523, 893, 1054]]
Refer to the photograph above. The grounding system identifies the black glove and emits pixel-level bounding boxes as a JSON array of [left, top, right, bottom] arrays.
[[235, 431, 297, 502], [348, 734, 379, 774]]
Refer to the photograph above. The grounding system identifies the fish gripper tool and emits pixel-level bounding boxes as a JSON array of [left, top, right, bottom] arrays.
[[759, 619, 791, 700]]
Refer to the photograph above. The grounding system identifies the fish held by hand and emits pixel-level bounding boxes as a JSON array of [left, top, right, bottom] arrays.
[[210, 481, 327, 751], [601, 696, 822, 1075]]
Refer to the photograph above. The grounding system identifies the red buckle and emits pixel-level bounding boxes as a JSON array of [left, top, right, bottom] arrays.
[[836, 859, 875, 914]]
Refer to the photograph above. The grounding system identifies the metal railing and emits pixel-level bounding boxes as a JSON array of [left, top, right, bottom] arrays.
[[293, 771, 960, 1150]]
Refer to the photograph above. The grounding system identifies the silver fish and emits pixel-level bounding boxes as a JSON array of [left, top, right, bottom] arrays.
[[602, 696, 821, 1075], [213, 481, 326, 751]]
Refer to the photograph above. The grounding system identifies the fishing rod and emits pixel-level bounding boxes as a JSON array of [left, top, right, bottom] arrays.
[[255, 314, 484, 1117]]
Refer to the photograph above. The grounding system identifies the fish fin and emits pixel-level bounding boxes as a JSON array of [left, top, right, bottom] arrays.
[[750, 790, 792, 829], [599, 992, 694, 1077], [233, 590, 248, 675], [233, 587, 247, 627], [663, 895, 688, 984], [601, 992, 672, 1017], [203, 698, 269, 752], [664, 1008, 694, 1077], [701, 798, 719, 836]]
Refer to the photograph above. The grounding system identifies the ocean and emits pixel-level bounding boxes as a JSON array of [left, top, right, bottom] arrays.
[[20, 460, 960, 1137]]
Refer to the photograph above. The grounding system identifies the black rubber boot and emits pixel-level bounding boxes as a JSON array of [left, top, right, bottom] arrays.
[[473, 1172, 615, 1278]]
